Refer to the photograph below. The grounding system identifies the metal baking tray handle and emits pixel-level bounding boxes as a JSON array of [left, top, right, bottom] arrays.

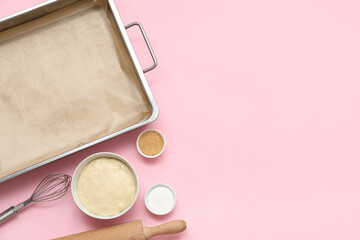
[[125, 22, 157, 73]]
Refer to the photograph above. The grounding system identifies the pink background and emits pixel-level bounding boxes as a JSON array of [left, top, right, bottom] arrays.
[[1, 0, 360, 239]]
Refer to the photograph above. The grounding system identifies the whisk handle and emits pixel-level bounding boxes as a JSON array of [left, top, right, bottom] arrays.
[[0, 206, 17, 224], [0, 199, 30, 224]]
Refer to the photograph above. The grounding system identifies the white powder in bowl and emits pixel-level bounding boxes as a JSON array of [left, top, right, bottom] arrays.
[[146, 184, 176, 215]]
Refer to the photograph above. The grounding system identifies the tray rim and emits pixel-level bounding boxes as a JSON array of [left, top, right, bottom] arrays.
[[0, 0, 159, 183]]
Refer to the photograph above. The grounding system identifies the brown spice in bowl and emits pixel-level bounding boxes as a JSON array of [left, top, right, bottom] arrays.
[[138, 131, 164, 156]]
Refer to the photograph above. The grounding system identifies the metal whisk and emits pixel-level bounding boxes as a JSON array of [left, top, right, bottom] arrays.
[[0, 173, 71, 224]]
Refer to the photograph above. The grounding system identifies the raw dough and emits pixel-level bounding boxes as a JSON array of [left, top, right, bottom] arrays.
[[77, 157, 137, 217]]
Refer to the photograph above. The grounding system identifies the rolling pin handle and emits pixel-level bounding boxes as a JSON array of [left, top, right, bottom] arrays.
[[143, 220, 187, 240]]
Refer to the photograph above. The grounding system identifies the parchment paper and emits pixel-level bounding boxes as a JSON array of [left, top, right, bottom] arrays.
[[0, 3, 151, 179]]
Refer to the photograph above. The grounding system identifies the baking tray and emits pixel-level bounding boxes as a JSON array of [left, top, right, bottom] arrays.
[[0, 0, 159, 183]]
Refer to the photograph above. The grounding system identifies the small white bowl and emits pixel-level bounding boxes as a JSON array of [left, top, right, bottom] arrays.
[[145, 183, 176, 215], [71, 152, 139, 219], [136, 129, 166, 158]]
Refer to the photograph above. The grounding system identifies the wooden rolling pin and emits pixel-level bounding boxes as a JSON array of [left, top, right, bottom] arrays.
[[53, 220, 186, 240]]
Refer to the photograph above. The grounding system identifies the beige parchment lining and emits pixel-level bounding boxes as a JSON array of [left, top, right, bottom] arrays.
[[0, 2, 151, 178]]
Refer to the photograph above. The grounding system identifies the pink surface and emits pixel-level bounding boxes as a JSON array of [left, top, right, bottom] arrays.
[[1, 0, 360, 239]]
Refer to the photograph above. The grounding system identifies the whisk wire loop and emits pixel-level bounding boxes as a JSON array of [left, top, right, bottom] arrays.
[[31, 173, 71, 202]]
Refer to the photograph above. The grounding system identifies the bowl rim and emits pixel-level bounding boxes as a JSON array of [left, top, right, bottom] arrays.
[[71, 152, 139, 219], [136, 129, 166, 158]]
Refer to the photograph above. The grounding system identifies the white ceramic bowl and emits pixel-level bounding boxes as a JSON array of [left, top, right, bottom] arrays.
[[136, 129, 166, 158], [145, 183, 176, 215], [71, 152, 139, 219]]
